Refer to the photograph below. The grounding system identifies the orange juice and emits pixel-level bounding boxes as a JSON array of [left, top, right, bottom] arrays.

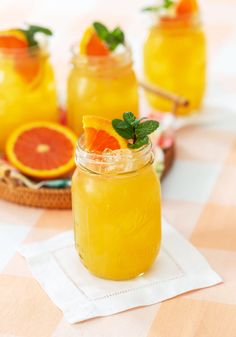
[[0, 47, 58, 152], [143, 15, 206, 115], [72, 141, 161, 280], [67, 48, 139, 135]]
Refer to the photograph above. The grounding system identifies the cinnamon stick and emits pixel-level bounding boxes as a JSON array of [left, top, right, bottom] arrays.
[[139, 81, 189, 107]]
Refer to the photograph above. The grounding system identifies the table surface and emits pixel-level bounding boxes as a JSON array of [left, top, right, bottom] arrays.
[[1, 1, 236, 336]]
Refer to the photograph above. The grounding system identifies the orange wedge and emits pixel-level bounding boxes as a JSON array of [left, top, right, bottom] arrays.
[[80, 26, 109, 56], [6, 122, 78, 179], [176, 0, 198, 16], [83, 115, 127, 153]]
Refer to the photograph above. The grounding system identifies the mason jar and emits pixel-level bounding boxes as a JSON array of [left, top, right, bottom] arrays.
[[72, 137, 162, 280], [67, 47, 139, 135], [0, 45, 58, 152], [143, 13, 206, 115]]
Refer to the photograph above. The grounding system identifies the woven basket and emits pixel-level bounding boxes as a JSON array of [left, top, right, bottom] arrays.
[[0, 182, 72, 209], [0, 143, 174, 209]]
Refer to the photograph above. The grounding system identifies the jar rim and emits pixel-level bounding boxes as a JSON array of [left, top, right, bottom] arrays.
[[0, 41, 48, 57], [151, 12, 202, 28], [70, 44, 133, 69], [75, 134, 153, 175]]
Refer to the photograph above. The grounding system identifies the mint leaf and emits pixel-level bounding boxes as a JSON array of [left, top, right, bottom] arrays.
[[135, 120, 159, 138], [20, 24, 53, 48], [112, 119, 134, 139], [123, 112, 136, 125], [112, 113, 159, 149], [132, 117, 147, 127], [112, 27, 125, 44], [128, 136, 149, 149], [92, 22, 125, 52], [164, 0, 174, 8], [142, 0, 174, 12], [93, 22, 109, 40], [106, 34, 119, 51], [28, 25, 52, 36], [142, 6, 161, 12]]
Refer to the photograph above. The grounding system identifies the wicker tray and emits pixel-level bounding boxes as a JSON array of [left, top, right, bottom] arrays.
[[0, 143, 175, 209]]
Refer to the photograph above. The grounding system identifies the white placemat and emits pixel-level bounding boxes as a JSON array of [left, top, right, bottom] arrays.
[[19, 218, 222, 323]]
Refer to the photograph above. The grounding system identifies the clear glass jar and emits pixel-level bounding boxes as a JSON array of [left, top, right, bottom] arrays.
[[72, 138, 162, 280], [143, 14, 206, 115], [0, 46, 58, 152], [67, 47, 139, 135]]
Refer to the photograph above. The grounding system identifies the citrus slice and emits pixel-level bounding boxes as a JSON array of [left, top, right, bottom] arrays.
[[176, 0, 198, 16], [83, 115, 127, 153], [0, 34, 27, 49], [0, 29, 40, 83], [6, 122, 78, 179], [80, 26, 109, 56]]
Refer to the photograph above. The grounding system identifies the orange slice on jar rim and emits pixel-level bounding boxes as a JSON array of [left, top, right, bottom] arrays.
[[80, 26, 110, 56], [160, 0, 199, 28], [176, 0, 199, 16], [83, 115, 127, 153], [6, 122, 78, 179], [0, 29, 40, 83], [0, 30, 27, 49]]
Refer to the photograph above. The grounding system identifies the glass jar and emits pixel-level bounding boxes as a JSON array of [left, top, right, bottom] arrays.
[[0, 46, 58, 152], [67, 48, 139, 135], [143, 14, 206, 115], [72, 138, 162, 280]]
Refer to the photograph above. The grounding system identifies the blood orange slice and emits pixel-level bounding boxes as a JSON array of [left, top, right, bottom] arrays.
[[80, 26, 109, 56], [83, 116, 127, 153], [6, 122, 78, 179]]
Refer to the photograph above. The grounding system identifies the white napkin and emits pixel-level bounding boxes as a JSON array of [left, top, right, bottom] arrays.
[[19, 218, 222, 324]]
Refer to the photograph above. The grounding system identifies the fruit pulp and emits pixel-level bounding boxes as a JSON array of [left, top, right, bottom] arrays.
[[0, 51, 58, 152], [72, 161, 161, 280], [143, 22, 206, 115]]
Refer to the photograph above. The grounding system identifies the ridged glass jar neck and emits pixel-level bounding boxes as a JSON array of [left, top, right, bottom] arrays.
[[71, 46, 133, 76], [0, 44, 49, 61], [152, 13, 202, 30], [75, 135, 154, 175]]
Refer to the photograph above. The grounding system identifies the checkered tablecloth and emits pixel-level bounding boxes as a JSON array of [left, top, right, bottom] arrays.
[[1, 0, 236, 336]]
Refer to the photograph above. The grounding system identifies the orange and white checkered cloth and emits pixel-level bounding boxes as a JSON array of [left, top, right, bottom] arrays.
[[1, 0, 236, 336]]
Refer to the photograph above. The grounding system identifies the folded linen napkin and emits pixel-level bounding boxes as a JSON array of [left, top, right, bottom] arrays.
[[19, 218, 222, 323]]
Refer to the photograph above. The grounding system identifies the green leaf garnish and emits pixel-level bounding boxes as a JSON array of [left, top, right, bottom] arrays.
[[93, 21, 125, 52], [112, 112, 159, 149], [123, 111, 136, 124], [19, 24, 53, 48], [112, 119, 134, 139], [128, 136, 149, 149], [93, 22, 109, 40], [142, 0, 174, 12], [135, 120, 160, 139]]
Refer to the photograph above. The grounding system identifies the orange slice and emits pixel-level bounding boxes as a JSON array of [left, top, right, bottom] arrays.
[[83, 115, 127, 153], [80, 26, 109, 56], [176, 0, 198, 16], [6, 122, 78, 179], [0, 29, 28, 45], [0, 29, 40, 82]]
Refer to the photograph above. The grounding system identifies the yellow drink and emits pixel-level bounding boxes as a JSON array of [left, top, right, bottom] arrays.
[[67, 49, 139, 135], [0, 48, 58, 152], [143, 16, 206, 115], [72, 141, 161, 280]]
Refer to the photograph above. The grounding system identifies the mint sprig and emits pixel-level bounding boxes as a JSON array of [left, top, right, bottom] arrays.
[[19, 24, 53, 48], [112, 112, 159, 149], [93, 22, 125, 52], [142, 0, 174, 12]]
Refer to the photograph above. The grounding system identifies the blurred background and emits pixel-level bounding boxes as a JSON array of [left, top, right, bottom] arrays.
[[1, 0, 235, 112]]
